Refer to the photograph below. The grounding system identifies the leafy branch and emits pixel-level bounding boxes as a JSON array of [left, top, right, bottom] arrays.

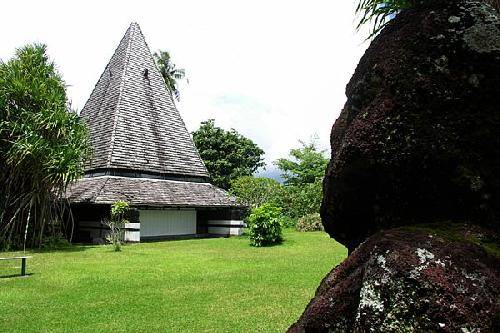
[[356, 0, 414, 39]]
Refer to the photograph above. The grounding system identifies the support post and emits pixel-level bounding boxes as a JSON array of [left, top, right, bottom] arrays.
[[21, 258, 26, 276]]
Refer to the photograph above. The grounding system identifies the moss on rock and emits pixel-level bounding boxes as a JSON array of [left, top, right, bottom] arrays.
[[288, 224, 500, 332], [321, 0, 500, 251]]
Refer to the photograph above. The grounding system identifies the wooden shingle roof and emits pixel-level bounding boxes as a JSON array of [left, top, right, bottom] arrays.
[[81, 22, 208, 178], [66, 176, 240, 208]]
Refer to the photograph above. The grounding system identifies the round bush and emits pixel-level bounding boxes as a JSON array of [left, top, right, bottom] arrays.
[[296, 213, 324, 232], [247, 204, 283, 247]]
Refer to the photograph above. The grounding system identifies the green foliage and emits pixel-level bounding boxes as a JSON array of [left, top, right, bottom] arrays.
[[274, 140, 327, 220], [281, 181, 323, 220], [356, 0, 414, 38], [229, 142, 326, 229], [274, 140, 328, 187], [40, 234, 71, 250], [230, 176, 284, 208], [192, 119, 265, 189], [105, 201, 130, 251], [111, 201, 130, 224], [296, 213, 324, 232], [278, 215, 297, 228], [153, 50, 186, 101], [356, 0, 499, 38], [0, 44, 90, 249], [247, 203, 283, 247]]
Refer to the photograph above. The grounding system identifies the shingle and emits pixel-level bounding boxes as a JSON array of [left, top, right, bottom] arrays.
[[65, 23, 243, 209], [81, 22, 208, 178], [66, 176, 241, 208]]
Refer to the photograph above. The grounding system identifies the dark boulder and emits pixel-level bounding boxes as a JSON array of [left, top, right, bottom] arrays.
[[288, 224, 500, 332], [321, 0, 500, 251]]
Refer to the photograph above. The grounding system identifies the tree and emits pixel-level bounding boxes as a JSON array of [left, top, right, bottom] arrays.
[[0, 44, 90, 249], [192, 119, 265, 189], [274, 140, 329, 220], [104, 201, 130, 252], [281, 181, 324, 220], [274, 140, 329, 186], [230, 176, 285, 208], [153, 50, 186, 101]]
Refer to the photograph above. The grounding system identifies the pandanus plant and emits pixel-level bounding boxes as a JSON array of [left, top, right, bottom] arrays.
[[357, 0, 499, 38], [0, 45, 90, 249]]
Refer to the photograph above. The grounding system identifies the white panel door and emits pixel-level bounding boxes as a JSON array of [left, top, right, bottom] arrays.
[[139, 209, 196, 238]]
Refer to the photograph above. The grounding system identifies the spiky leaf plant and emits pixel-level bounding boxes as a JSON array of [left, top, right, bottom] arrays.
[[356, 0, 414, 38], [0, 44, 90, 249], [357, 0, 499, 38]]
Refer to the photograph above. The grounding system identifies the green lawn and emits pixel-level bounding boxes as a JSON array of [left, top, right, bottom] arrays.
[[0, 230, 346, 333]]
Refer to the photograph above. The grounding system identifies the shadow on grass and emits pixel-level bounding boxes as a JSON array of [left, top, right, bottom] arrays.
[[248, 240, 287, 248], [1, 242, 99, 255], [140, 234, 229, 243], [31, 243, 99, 253], [0, 273, 33, 279]]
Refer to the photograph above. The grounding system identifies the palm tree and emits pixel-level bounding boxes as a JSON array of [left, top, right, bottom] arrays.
[[153, 50, 186, 101]]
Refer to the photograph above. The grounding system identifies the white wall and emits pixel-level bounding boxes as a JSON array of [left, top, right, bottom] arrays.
[[139, 209, 196, 238], [124, 223, 140, 242], [207, 220, 245, 236]]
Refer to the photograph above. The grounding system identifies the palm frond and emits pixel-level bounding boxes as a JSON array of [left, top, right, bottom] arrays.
[[153, 50, 187, 101], [356, 0, 414, 39]]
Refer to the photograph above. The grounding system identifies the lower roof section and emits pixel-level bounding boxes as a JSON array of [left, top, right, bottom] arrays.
[[65, 176, 242, 208]]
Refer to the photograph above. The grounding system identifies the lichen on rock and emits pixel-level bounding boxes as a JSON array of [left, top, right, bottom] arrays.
[[290, 0, 499, 331], [463, 23, 500, 52], [288, 225, 500, 332]]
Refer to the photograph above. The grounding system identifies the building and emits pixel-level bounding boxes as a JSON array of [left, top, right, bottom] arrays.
[[65, 23, 244, 242]]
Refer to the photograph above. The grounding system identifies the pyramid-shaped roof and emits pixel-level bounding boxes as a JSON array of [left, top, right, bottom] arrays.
[[81, 22, 208, 178]]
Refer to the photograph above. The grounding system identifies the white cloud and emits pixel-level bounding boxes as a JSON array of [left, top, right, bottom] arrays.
[[0, 0, 369, 171]]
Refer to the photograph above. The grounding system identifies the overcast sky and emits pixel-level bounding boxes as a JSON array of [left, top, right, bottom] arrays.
[[0, 0, 368, 178]]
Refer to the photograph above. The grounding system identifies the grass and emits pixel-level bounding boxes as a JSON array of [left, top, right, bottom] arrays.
[[0, 230, 346, 333]]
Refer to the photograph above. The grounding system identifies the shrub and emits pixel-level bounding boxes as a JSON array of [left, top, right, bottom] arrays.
[[278, 215, 297, 229], [247, 203, 283, 247], [296, 213, 324, 232], [40, 234, 71, 250]]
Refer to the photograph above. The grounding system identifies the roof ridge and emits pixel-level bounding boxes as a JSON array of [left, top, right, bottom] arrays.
[[107, 23, 136, 167], [91, 176, 110, 203], [84, 175, 211, 185]]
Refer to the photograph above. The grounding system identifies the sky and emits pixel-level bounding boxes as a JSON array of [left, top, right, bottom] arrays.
[[0, 0, 369, 179]]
